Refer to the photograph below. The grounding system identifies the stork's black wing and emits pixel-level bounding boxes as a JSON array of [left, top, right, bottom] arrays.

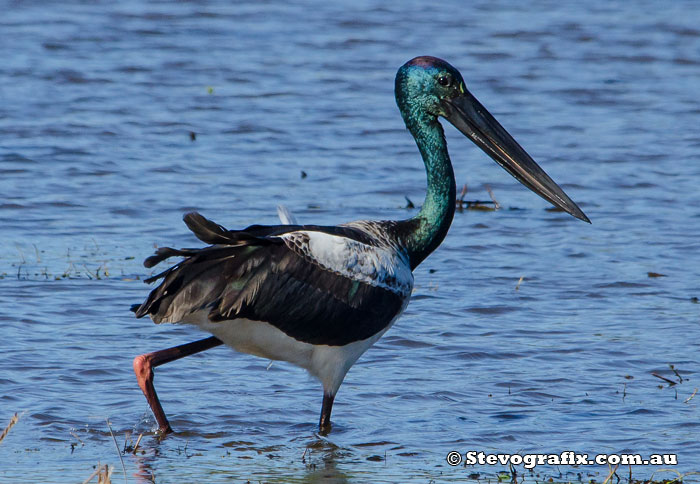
[[132, 212, 407, 346]]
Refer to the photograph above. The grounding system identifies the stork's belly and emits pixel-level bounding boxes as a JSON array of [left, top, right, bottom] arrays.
[[192, 316, 395, 394], [198, 318, 314, 366]]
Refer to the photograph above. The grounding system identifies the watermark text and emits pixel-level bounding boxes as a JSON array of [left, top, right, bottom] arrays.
[[446, 451, 677, 468]]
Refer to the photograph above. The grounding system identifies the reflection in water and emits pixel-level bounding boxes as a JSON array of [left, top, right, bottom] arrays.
[[129, 431, 354, 483], [301, 437, 353, 484]]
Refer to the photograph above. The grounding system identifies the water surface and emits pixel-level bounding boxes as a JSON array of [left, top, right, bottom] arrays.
[[2, 1, 699, 482]]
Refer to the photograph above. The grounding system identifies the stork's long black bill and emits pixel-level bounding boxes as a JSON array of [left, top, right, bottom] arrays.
[[441, 91, 590, 223]]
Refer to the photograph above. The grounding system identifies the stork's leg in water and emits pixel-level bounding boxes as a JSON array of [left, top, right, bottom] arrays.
[[133, 336, 223, 433], [319, 392, 335, 434]]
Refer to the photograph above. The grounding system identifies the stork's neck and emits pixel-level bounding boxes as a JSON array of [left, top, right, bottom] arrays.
[[402, 114, 456, 269]]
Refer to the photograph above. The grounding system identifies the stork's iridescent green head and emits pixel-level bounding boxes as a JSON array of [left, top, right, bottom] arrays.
[[396, 56, 589, 223]]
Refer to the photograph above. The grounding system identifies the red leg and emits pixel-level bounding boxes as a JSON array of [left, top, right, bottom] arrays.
[[133, 336, 223, 433], [319, 392, 335, 433]]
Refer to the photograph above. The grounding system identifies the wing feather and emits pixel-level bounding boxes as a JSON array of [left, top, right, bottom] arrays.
[[133, 212, 409, 345]]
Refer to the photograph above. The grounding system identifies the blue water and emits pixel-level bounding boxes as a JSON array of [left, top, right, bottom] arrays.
[[2, 1, 699, 482]]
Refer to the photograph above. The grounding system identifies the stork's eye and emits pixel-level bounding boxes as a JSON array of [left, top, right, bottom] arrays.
[[437, 75, 451, 87]]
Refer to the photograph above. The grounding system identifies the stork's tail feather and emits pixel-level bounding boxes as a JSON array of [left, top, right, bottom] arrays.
[[134, 212, 283, 321], [184, 212, 233, 245], [142, 212, 268, 270], [184, 211, 283, 246], [144, 247, 199, 268]]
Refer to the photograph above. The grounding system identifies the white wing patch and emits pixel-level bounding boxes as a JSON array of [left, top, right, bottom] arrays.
[[276, 205, 298, 225], [282, 231, 413, 297]]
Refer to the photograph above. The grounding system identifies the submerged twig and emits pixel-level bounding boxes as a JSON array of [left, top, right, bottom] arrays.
[[82, 463, 113, 484], [121, 431, 131, 454], [83, 264, 96, 280], [456, 183, 468, 210], [15, 244, 26, 264], [0, 413, 19, 445], [484, 184, 501, 209], [684, 388, 698, 404], [515, 276, 524, 291], [602, 463, 619, 484], [649, 468, 683, 484], [106, 419, 127, 484], [70, 430, 85, 446], [670, 364, 683, 383], [82, 465, 101, 484], [132, 433, 143, 454], [647, 272, 667, 278], [652, 372, 677, 386], [455, 182, 500, 212]]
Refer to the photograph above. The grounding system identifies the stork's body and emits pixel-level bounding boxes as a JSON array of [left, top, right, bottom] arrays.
[[132, 56, 588, 434]]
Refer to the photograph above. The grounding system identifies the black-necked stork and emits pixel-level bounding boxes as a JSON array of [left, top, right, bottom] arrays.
[[132, 56, 589, 434]]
